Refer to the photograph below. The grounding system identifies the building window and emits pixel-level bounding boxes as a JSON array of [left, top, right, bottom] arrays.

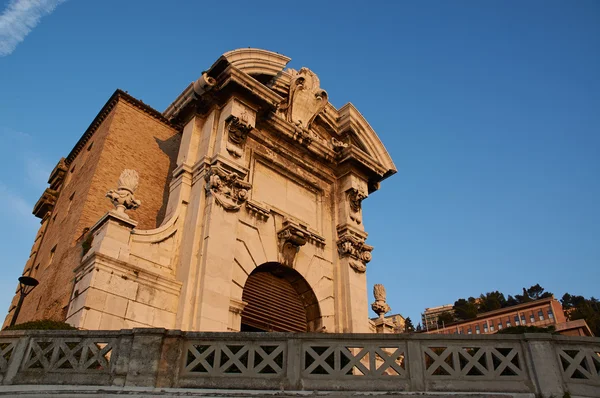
[[483, 323, 488, 333], [66, 191, 75, 214], [530, 314, 535, 323], [467, 328, 472, 335], [514, 315, 520, 326], [490, 322, 495, 332], [87, 142, 94, 151], [49, 245, 57, 266], [475, 325, 480, 334], [548, 309, 554, 319], [538, 310, 544, 321], [506, 321, 511, 328], [498, 323, 503, 330], [521, 315, 526, 325]]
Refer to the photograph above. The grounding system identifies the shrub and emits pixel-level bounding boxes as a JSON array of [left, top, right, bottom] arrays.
[[3, 319, 77, 331]]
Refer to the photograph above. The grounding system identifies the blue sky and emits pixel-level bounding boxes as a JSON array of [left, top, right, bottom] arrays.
[[0, 0, 598, 327]]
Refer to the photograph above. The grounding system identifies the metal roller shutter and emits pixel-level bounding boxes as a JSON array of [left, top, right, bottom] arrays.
[[241, 271, 307, 332]]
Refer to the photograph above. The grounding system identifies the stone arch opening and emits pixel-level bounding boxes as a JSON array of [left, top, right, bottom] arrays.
[[241, 262, 321, 332]]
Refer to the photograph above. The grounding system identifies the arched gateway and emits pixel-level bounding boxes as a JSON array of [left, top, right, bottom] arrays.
[[241, 262, 321, 332], [14, 48, 396, 333]]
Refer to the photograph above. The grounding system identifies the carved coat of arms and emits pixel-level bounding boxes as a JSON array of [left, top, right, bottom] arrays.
[[280, 68, 328, 132]]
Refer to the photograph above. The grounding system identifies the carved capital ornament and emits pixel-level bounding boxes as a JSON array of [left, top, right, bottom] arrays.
[[336, 229, 373, 273], [205, 165, 252, 211]]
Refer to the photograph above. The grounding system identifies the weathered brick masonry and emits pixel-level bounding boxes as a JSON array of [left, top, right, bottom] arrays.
[[3, 91, 180, 327]]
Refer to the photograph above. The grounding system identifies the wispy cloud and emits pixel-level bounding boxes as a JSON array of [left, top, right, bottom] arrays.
[[0, 183, 37, 223], [0, 0, 67, 56]]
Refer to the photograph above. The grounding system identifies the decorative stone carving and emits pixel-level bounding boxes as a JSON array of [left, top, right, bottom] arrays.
[[226, 112, 253, 158], [347, 188, 367, 224], [371, 284, 391, 319], [331, 137, 348, 152], [106, 169, 141, 217], [337, 226, 373, 273], [279, 68, 328, 146], [205, 165, 252, 211], [278, 219, 325, 267]]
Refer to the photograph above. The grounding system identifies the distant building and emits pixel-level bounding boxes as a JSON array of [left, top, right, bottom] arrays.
[[421, 304, 454, 331], [423, 297, 593, 337], [370, 313, 406, 333]]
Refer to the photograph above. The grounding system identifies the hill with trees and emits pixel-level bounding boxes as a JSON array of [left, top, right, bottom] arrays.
[[432, 284, 599, 335]]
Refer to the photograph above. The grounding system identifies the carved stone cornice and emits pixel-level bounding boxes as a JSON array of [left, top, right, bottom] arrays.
[[48, 158, 68, 191], [278, 219, 325, 267], [337, 224, 373, 273], [33, 188, 58, 219], [205, 164, 252, 211], [245, 199, 270, 220], [225, 113, 253, 158]]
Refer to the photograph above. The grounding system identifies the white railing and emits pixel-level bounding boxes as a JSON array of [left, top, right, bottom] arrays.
[[0, 329, 598, 397]]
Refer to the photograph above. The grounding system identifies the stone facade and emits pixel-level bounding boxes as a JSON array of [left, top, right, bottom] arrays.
[[3, 48, 396, 334]]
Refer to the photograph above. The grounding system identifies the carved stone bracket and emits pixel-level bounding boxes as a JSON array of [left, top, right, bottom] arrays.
[[278, 219, 325, 267], [205, 165, 252, 211], [347, 188, 367, 225], [337, 225, 372, 273], [226, 113, 253, 158]]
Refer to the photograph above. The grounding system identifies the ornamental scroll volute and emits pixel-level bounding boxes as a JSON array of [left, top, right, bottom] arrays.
[[205, 165, 252, 211], [336, 226, 373, 273], [279, 67, 328, 144]]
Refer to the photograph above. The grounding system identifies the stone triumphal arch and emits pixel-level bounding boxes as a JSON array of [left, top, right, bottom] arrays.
[[7, 48, 395, 333]]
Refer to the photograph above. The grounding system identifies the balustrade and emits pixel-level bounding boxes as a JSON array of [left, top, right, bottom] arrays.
[[0, 329, 598, 397]]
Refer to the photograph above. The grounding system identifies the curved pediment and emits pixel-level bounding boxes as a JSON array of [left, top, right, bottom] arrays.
[[166, 48, 396, 182], [337, 103, 397, 178], [222, 48, 291, 78]]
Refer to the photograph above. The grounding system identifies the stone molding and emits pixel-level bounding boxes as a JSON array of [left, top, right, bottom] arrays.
[[245, 199, 270, 220]]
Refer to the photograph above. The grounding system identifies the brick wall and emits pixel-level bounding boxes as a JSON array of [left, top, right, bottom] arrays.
[[3, 96, 180, 326]]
